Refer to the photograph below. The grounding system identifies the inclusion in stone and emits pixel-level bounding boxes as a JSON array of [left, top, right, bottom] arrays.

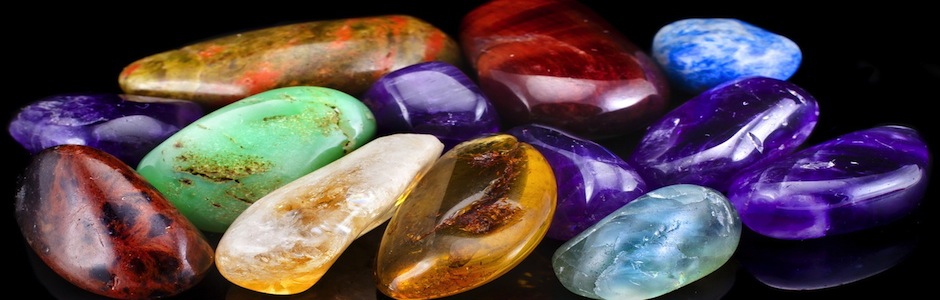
[[652, 18, 802, 95], [460, 0, 670, 140], [628, 76, 819, 193], [120, 15, 463, 109], [507, 124, 648, 241], [7, 93, 203, 166], [375, 134, 556, 299], [137, 86, 376, 233], [726, 125, 930, 240], [215, 134, 443, 295], [360, 61, 501, 150], [552, 184, 741, 300], [15, 145, 214, 299]]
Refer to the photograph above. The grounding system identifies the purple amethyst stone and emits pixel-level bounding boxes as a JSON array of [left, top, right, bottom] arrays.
[[726, 125, 930, 240], [360, 61, 500, 150], [507, 124, 648, 240], [628, 76, 819, 192], [8, 93, 203, 166]]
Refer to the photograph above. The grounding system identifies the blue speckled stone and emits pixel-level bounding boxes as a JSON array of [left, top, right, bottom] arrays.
[[652, 18, 802, 95]]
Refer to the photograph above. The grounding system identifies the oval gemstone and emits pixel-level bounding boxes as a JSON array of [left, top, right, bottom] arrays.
[[375, 134, 556, 299], [136, 86, 376, 233], [727, 125, 930, 240], [628, 76, 820, 193], [552, 184, 741, 300], [460, 0, 670, 140], [15, 145, 214, 299]]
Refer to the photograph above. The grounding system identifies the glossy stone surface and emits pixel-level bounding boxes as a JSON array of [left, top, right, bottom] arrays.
[[215, 134, 443, 295], [628, 76, 819, 193], [120, 15, 463, 109], [460, 0, 670, 140], [552, 184, 741, 300], [727, 125, 930, 240], [507, 124, 648, 241], [375, 134, 556, 299], [8, 93, 203, 166], [15, 145, 214, 299], [361, 61, 501, 150], [653, 18, 802, 95], [137, 86, 376, 233]]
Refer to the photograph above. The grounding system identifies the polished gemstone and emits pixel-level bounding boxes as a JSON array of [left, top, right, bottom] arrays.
[[137, 86, 376, 233], [7, 93, 203, 166], [215, 134, 443, 295], [375, 134, 556, 299], [361, 61, 501, 150], [15, 145, 214, 299], [727, 125, 930, 240], [552, 184, 741, 300], [120, 15, 463, 109], [628, 76, 819, 193], [507, 124, 648, 241], [460, 0, 670, 140], [653, 18, 802, 95]]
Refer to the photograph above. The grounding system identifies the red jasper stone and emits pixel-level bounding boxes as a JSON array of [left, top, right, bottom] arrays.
[[460, 0, 671, 140], [14, 145, 214, 299]]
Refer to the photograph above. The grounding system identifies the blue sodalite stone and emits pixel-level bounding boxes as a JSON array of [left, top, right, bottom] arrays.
[[652, 18, 802, 95], [552, 184, 741, 300]]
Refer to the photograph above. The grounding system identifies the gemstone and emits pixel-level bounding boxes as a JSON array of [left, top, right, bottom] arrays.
[[119, 15, 463, 109], [726, 125, 930, 240], [136, 86, 376, 233], [506, 123, 648, 241], [7, 93, 203, 166], [14, 145, 214, 299], [460, 0, 670, 140], [360, 61, 501, 150], [628, 76, 819, 193], [652, 18, 802, 95], [215, 134, 443, 295], [552, 184, 741, 300], [374, 134, 556, 299]]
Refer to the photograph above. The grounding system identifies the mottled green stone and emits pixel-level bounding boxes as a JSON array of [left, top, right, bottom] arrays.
[[137, 86, 376, 232]]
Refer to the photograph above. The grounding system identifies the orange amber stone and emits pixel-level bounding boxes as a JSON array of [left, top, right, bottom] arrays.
[[375, 134, 557, 299]]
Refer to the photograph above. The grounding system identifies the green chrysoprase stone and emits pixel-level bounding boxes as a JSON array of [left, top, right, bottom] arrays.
[[136, 86, 376, 233]]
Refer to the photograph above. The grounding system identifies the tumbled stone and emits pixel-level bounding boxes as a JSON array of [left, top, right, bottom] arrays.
[[727, 125, 930, 240], [375, 134, 556, 299], [507, 124, 648, 241], [552, 184, 741, 300], [653, 18, 802, 95], [360, 61, 501, 150], [15, 145, 214, 299], [460, 0, 670, 140], [119, 15, 463, 109], [628, 76, 819, 193], [7, 93, 203, 166], [137, 86, 376, 233], [215, 134, 443, 295]]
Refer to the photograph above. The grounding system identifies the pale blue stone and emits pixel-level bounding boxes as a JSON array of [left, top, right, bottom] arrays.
[[652, 18, 802, 94], [552, 184, 741, 300]]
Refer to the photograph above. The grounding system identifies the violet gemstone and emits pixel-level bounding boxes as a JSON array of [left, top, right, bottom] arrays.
[[628, 76, 819, 192], [360, 61, 500, 150], [507, 124, 648, 240], [8, 93, 204, 166], [727, 125, 930, 240]]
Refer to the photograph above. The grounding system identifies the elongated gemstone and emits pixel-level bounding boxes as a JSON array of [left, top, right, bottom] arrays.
[[727, 125, 930, 240], [460, 0, 670, 140], [119, 15, 462, 109], [136, 86, 376, 233], [375, 134, 556, 299], [552, 184, 741, 300], [15, 145, 214, 299]]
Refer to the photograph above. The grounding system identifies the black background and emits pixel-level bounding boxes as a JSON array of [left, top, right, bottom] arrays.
[[5, 2, 936, 299]]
